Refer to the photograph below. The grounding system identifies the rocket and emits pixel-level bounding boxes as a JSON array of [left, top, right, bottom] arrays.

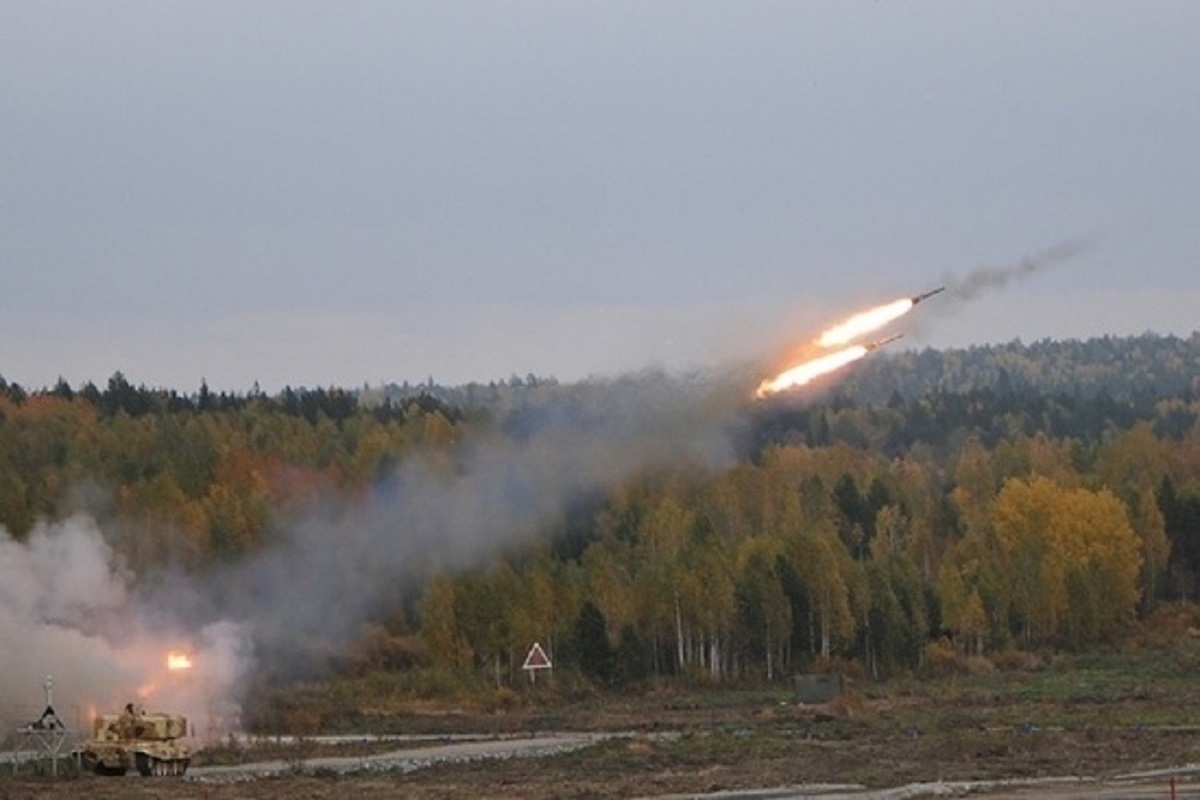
[[864, 333, 903, 352], [912, 286, 946, 304]]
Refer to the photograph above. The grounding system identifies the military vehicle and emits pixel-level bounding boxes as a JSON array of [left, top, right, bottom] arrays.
[[77, 703, 192, 776]]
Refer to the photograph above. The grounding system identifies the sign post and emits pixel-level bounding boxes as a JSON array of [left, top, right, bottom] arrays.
[[521, 642, 552, 686]]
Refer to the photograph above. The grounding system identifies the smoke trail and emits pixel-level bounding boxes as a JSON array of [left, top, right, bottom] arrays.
[[0, 516, 251, 739], [0, 369, 745, 740], [944, 236, 1099, 301], [0, 367, 748, 735], [194, 370, 743, 678]]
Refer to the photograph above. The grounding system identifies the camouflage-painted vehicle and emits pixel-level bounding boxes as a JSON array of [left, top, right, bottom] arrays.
[[78, 703, 192, 776]]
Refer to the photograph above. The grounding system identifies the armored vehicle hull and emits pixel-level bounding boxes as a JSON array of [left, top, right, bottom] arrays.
[[78, 704, 191, 777]]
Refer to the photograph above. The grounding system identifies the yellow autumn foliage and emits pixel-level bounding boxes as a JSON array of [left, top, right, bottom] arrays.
[[990, 476, 1141, 643]]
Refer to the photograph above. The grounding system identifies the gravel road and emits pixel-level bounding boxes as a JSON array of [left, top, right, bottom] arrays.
[[188, 732, 616, 781]]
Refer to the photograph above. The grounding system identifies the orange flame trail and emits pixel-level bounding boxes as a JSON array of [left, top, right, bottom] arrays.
[[756, 345, 868, 398], [817, 298, 914, 348], [757, 292, 920, 399]]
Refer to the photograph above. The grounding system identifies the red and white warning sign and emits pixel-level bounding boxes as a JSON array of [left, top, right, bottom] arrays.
[[522, 642, 552, 671]]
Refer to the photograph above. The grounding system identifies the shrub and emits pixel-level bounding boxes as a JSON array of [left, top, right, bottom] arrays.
[[921, 638, 959, 678]]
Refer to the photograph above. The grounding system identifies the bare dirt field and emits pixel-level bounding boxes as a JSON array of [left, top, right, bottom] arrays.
[[8, 667, 1200, 799]]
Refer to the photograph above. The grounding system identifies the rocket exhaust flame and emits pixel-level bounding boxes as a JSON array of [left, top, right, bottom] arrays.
[[817, 287, 944, 348], [756, 345, 869, 398], [816, 298, 914, 348], [757, 287, 938, 398], [755, 333, 904, 398], [757, 236, 1090, 398]]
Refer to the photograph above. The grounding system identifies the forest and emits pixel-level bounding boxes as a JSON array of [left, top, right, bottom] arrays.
[[3, 332, 1200, 696]]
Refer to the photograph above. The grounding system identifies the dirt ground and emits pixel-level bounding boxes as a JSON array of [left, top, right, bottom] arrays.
[[7, 692, 1200, 799]]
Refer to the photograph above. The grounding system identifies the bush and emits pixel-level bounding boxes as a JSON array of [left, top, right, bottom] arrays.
[[921, 638, 959, 678], [1126, 602, 1200, 650], [964, 655, 996, 676], [991, 648, 1043, 672], [484, 686, 521, 712], [813, 655, 867, 682]]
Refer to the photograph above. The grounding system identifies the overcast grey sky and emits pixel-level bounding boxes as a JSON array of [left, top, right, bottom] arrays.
[[3, 1, 1197, 392]]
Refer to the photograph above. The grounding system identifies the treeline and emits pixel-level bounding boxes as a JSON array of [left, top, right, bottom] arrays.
[[844, 332, 1200, 404], [2, 332, 1200, 688], [0, 371, 460, 425], [360, 333, 1200, 410], [744, 384, 1198, 459], [0, 373, 464, 557]]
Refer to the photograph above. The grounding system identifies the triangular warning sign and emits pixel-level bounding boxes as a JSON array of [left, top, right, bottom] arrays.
[[522, 642, 552, 670]]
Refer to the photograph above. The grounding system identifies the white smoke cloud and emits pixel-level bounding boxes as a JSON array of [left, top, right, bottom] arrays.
[[0, 515, 128, 628], [0, 516, 250, 741], [1, 370, 747, 735], [201, 370, 745, 677]]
